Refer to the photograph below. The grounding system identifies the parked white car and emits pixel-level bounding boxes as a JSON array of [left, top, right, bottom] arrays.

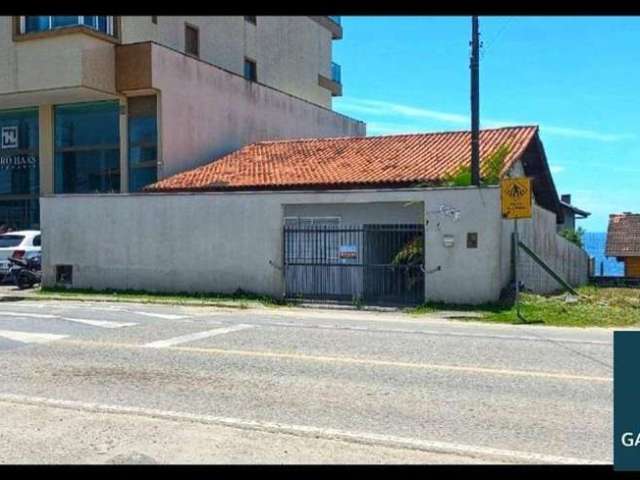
[[0, 230, 41, 282]]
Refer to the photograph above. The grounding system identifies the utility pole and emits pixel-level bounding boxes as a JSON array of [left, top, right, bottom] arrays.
[[470, 15, 480, 186]]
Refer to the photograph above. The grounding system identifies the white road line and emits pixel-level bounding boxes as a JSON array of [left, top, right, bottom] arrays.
[[132, 312, 190, 320], [0, 330, 68, 344], [60, 317, 137, 329], [0, 311, 136, 329], [0, 312, 57, 319], [252, 320, 611, 346], [143, 324, 254, 348], [2, 303, 127, 312], [0, 393, 608, 465]]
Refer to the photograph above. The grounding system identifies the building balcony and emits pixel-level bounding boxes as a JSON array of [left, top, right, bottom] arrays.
[[0, 17, 119, 109], [310, 16, 343, 40], [14, 16, 118, 41], [318, 62, 342, 97]]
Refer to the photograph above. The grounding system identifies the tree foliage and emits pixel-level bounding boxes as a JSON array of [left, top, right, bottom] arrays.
[[559, 226, 585, 248], [442, 144, 511, 187]]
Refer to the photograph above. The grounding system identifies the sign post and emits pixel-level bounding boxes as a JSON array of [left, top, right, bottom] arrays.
[[501, 177, 533, 322]]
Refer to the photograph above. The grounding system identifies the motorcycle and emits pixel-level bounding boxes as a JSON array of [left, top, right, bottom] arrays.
[[7, 253, 41, 290]]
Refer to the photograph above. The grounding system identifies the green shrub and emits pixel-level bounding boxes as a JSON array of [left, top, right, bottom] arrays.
[[558, 226, 585, 248]]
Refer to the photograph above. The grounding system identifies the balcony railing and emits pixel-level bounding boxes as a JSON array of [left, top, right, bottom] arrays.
[[328, 16, 341, 25], [18, 16, 115, 37], [331, 62, 341, 84]]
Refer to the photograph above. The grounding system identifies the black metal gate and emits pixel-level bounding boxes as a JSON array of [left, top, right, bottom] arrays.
[[284, 224, 424, 306]]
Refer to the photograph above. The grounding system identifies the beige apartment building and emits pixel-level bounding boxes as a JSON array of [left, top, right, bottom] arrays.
[[0, 15, 364, 229]]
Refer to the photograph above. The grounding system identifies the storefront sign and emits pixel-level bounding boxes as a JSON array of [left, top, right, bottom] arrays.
[[0, 155, 38, 170], [1, 126, 18, 149]]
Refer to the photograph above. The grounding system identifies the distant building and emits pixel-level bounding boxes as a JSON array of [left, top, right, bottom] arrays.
[[556, 194, 590, 232], [605, 213, 640, 278]]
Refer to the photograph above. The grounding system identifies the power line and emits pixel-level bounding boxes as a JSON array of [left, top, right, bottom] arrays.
[[480, 17, 514, 59]]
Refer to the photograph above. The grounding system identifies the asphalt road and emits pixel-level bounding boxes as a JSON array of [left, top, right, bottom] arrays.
[[0, 297, 618, 464]]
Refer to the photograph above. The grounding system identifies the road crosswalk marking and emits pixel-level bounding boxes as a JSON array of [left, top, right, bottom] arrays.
[[0, 329, 68, 344], [143, 324, 254, 349], [59, 317, 137, 329], [0, 312, 57, 319], [132, 312, 189, 320], [0, 311, 137, 329]]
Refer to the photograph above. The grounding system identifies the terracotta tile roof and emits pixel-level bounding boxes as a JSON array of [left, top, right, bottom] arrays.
[[606, 213, 640, 257], [146, 126, 539, 192]]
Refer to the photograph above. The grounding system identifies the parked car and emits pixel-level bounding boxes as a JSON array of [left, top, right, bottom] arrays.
[[0, 230, 41, 283]]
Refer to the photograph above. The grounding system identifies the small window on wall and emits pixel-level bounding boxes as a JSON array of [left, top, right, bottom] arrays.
[[151, 16, 158, 24], [185, 23, 199, 57], [128, 96, 158, 192], [56, 265, 72, 286], [244, 58, 257, 82], [244, 16, 256, 25]]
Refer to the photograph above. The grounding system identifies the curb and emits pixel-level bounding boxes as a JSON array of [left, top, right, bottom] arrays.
[[0, 294, 256, 310]]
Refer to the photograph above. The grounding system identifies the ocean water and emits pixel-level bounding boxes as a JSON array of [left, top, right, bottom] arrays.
[[583, 231, 625, 277]]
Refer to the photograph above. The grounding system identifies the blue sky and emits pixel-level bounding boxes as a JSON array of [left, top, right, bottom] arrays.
[[332, 16, 640, 232]]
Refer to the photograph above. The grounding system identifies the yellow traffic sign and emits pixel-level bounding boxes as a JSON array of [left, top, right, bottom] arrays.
[[501, 177, 532, 219]]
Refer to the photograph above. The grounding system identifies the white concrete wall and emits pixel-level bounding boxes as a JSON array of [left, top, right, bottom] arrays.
[[283, 202, 423, 225], [149, 43, 364, 178], [120, 16, 334, 108], [502, 204, 589, 294], [423, 187, 506, 304], [41, 187, 507, 305]]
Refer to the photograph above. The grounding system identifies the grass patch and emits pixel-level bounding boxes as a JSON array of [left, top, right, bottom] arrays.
[[409, 285, 640, 327], [36, 286, 288, 309]]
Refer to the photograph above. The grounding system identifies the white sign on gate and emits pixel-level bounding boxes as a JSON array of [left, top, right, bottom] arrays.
[[339, 244, 358, 261]]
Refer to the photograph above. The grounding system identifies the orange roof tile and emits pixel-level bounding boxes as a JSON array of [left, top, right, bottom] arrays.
[[146, 125, 539, 192]]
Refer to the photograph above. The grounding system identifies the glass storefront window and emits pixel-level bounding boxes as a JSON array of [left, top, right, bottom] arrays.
[[0, 199, 40, 231], [128, 96, 158, 192], [0, 108, 39, 230], [54, 101, 120, 194]]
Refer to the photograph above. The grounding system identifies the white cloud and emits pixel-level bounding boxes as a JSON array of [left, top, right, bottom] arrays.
[[549, 165, 565, 174], [336, 97, 636, 143], [539, 126, 635, 143]]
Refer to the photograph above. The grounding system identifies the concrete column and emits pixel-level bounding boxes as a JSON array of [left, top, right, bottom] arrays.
[[38, 105, 54, 195], [119, 97, 128, 193]]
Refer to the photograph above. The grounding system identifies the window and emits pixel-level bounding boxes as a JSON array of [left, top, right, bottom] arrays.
[[244, 58, 257, 82], [54, 101, 120, 194], [32, 235, 41, 247], [0, 235, 24, 248], [151, 16, 158, 24], [244, 16, 256, 25], [0, 107, 40, 230], [185, 24, 199, 57], [56, 265, 72, 285], [20, 16, 115, 36], [128, 96, 158, 192]]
